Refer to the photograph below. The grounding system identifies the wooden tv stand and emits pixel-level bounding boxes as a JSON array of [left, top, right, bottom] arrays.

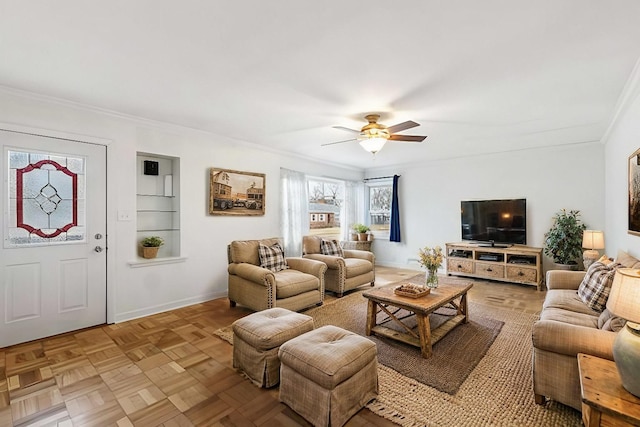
[[445, 242, 543, 290]]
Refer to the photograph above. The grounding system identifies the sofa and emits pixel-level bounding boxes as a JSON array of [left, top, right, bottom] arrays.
[[227, 237, 327, 312], [532, 250, 640, 411]]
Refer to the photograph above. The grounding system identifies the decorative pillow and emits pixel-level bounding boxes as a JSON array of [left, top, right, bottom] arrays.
[[615, 250, 640, 269], [320, 239, 344, 257], [598, 254, 614, 265], [597, 308, 627, 332], [577, 261, 621, 312], [258, 242, 288, 272]]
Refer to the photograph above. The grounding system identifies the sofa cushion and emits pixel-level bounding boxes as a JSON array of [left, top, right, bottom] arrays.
[[230, 237, 282, 265], [231, 240, 261, 265], [259, 242, 288, 273], [539, 307, 599, 329], [303, 236, 322, 255], [615, 250, 640, 268], [598, 308, 627, 332], [321, 239, 344, 257], [273, 269, 319, 298], [344, 258, 374, 278], [543, 289, 599, 316], [577, 261, 621, 312]]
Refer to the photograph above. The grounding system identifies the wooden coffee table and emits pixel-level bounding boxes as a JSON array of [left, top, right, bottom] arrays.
[[363, 276, 473, 358]]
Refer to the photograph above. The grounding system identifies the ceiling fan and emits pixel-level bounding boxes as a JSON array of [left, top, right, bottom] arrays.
[[323, 114, 427, 154]]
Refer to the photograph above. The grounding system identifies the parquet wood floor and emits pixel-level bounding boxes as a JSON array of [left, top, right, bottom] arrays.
[[0, 267, 546, 426]]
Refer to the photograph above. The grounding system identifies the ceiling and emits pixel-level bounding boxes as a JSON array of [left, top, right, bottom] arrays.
[[1, 1, 640, 170]]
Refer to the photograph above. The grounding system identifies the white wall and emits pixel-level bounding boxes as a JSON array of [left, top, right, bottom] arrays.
[[604, 64, 640, 258], [0, 89, 362, 323], [366, 143, 606, 273]]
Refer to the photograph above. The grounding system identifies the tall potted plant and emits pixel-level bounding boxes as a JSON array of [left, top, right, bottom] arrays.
[[544, 209, 586, 269]]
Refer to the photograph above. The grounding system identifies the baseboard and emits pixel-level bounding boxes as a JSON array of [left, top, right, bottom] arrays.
[[114, 291, 227, 323], [376, 261, 421, 270]]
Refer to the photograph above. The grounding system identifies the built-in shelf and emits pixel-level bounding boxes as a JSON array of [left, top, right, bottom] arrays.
[[135, 153, 181, 261], [128, 256, 187, 268]]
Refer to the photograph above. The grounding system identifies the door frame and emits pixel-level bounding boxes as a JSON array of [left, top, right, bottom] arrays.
[[1, 121, 116, 324]]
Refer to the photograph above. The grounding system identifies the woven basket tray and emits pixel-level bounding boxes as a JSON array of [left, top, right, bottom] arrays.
[[394, 285, 430, 298]]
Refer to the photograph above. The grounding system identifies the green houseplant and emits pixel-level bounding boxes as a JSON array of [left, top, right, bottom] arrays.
[[352, 223, 370, 242], [141, 236, 164, 259], [544, 209, 586, 269]]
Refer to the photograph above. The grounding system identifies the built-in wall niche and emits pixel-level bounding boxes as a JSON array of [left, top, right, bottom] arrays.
[[136, 153, 180, 259]]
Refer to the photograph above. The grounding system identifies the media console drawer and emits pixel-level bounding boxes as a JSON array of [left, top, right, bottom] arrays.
[[445, 243, 543, 290], [447, 259, 473, 274], [475, 263, 505, 279], [506, 266, 537, 283]]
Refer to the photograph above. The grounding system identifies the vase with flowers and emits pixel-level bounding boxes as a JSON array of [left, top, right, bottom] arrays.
[[418, 245, 445, 289]]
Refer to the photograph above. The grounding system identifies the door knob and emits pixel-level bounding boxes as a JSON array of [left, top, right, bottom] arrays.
[[95, 233, 103, 240], [94, 246, 103, 253]]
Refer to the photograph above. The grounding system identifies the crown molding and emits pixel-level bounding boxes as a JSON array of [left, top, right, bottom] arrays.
[[0, 85, 363, 173], [601, 56, 640, 144]]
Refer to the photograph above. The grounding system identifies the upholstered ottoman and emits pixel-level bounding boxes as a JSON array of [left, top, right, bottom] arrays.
[[278, 325, 378, 427], [232, 307, 314, 388]]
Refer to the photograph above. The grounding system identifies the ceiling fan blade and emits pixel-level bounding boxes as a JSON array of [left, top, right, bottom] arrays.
[[388, 134, 427, 142], [387, 120, 420, 134], [321, 138, 357, 147], [332, 126, 361, 134]]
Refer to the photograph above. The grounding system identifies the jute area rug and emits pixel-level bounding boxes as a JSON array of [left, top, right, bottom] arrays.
[[215, 284, 581, 426]]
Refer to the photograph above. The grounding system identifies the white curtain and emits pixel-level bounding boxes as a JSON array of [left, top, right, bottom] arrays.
[[342, 179, 365, 240], [280, 168, 309, 256]]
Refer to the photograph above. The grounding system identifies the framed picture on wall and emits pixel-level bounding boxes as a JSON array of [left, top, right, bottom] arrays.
[[209, 168, 265, 216], [629, 148, 640, 235]]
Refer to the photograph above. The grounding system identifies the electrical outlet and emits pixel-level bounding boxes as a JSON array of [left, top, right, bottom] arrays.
[[118, 210, 132, 221]]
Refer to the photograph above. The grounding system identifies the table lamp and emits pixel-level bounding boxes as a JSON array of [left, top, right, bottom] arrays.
[[582, 230, 605, 270], [606, 268, 640, 398]]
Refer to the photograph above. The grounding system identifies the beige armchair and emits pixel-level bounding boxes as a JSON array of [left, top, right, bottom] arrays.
[[227, 237, 327, 312], [302, 235, 375, 297]]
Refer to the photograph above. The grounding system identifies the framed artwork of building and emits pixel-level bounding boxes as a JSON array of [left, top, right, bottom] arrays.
[[209, 168, 265, 216], [629, 148, 640, 236]]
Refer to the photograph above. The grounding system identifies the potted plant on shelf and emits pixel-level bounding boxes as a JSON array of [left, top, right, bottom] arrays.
[[352, 223, 370, 241], [544, 209, 586, 270], [141, 236, 164, 259]]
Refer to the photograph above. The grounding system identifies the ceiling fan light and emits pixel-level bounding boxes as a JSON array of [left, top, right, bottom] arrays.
[[359, 137, 387, 154]]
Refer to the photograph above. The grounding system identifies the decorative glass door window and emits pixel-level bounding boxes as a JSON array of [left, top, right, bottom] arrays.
[[7, 150, 86, 247]]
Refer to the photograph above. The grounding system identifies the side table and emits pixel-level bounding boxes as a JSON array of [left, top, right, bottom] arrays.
[[340, 240, 372, 252], [577, 353, 640, 426]]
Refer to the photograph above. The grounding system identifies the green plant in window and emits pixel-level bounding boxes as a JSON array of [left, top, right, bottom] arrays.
[[141, 236, 164, 247], [352, 223, 370, 233]]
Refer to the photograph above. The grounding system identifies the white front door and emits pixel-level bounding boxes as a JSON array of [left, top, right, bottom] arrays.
[[1, 130, 107, 348]]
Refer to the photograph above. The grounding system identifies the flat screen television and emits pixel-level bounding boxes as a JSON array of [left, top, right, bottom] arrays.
[[461, 199, 527, 246]]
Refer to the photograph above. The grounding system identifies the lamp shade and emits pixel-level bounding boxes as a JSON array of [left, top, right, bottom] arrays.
[[606, 268, 640, 323], [582, 230, 605, 250], [359, 137, 387, 154], [607, 268, 640, 398]]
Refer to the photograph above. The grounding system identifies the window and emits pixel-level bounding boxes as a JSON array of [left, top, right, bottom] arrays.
[[367, 181, 392, 238], [7, 150, 86, 247], [307, 177, 344, 240]]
